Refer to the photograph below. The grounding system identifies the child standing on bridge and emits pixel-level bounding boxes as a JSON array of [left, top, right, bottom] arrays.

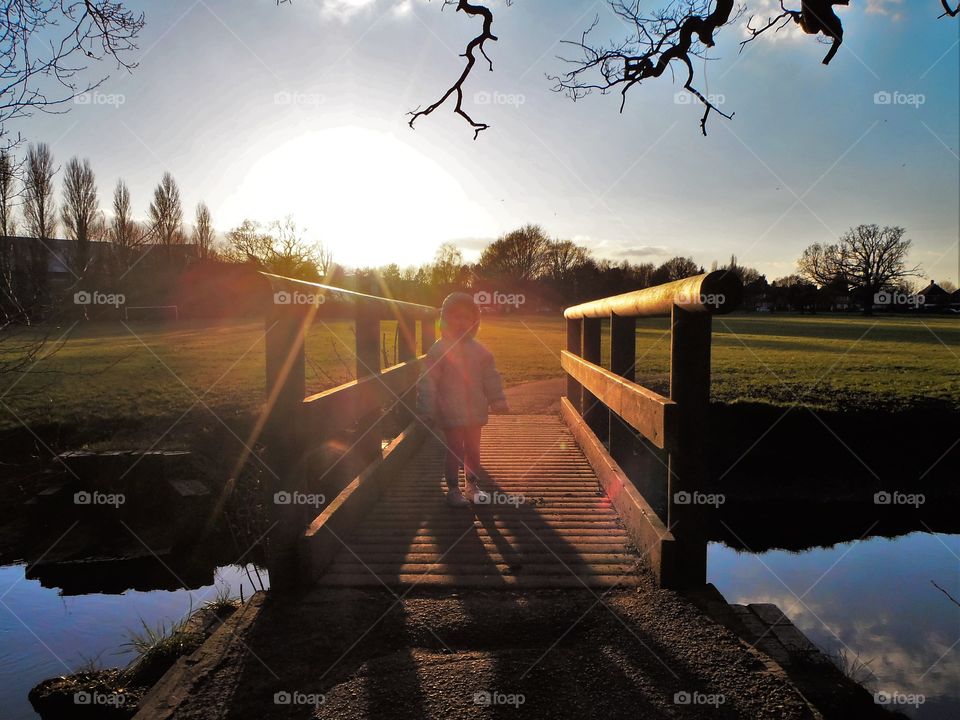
[[417, 292, 509, 507]]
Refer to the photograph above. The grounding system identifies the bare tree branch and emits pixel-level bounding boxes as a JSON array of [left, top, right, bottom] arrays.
[[0, 1, 145, 149], [408, 0, 509, 140]]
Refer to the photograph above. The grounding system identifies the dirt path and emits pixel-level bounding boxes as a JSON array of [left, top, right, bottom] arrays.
[[146, 579, 829, 720]]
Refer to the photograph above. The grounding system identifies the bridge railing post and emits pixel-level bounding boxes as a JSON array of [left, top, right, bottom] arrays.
[[264, 299, 310, 591], [566, 318, 583, 413], [608, 313, 636, 471], [395, 312, 417, 427], [421, 316, 436, 353], [666, 306, 711, 589], [582, 317, 605, 439], [355, 296, 383, 466]]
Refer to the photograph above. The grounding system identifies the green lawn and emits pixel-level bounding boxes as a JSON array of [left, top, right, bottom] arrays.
[[0, 314, 957, 441]]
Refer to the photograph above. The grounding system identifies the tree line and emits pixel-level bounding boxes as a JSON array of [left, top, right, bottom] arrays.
[[0, 142, 936, 322]]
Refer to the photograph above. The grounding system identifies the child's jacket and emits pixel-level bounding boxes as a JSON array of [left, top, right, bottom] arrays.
[[417, 336, 505, 429]]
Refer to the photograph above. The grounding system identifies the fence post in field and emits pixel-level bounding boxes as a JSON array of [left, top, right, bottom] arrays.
[[666, 307, 712, 589], [264, 295, 309, 591], [566, 318, 583, 413], [609, 313, 637, 473], [582, 317, 605, 439]]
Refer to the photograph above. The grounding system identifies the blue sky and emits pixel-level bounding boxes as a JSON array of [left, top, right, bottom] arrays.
[[18, 0, 960, 282]]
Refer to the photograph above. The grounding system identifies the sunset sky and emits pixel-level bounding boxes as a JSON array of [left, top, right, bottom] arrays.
[[19, 0, 960, 283]]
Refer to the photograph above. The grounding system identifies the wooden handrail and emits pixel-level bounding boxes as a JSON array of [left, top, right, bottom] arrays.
[[261, 272, 439, 320], [564, 270, 743, 319], [561, 271, 742, 590], [302, 361, 422, 434], [261, 271, 439, 590], [560, 351, 676, 450]]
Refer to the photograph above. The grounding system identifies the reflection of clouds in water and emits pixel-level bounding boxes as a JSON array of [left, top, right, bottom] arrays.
[[709, 534, 960, 706]]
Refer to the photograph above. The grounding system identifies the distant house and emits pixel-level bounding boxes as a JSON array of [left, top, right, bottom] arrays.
[[4, 235, 198, 285], [916, 281, 951, 309]]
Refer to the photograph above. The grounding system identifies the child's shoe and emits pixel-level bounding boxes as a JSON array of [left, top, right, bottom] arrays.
[[446, 487, 470, 507], [464, 478, 490, 504]]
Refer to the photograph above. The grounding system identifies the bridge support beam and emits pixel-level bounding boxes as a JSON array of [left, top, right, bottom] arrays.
[[666, 307, 711, 589], [264, 301, 311, 591], [565, 318, 582, 413], [395, 314, 417, 427], [609, 313, 636, 472], [355, 299, 383, 467], [582, 317, 605, 440]]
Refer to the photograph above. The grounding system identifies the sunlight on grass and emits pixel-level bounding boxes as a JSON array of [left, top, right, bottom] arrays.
[[0, 314, 956, 438]]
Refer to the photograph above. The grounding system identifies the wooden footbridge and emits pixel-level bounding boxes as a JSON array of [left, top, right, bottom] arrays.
[[260, 271, 742, 592]]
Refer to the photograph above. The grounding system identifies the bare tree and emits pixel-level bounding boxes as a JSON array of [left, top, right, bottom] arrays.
[[148, 172, 184, 253], [193, 202, 215, 259], [61, 157, 99, 283], [652, 256, 702, 284], [0, 1, 144, 149], [546, 239, 590, 283], [224, 217, 331, 280], [798, 225, 921, 315], [108, 178, 147, 274], [24, 144, 57, 239], [24, 143, 58, 313], [0, 149, 26, 323], [431, 242, 465, 286], [0, 150, 18, 237], [478, 224, 551, 281]]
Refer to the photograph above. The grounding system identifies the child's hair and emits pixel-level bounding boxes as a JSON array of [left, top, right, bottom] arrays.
[[440, 292, 480, 339]]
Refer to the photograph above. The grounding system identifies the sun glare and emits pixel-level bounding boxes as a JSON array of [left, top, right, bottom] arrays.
[[219, 127, 496, 268]]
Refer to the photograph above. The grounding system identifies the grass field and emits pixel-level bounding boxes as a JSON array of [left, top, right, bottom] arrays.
[[0, 314, 957, 441]]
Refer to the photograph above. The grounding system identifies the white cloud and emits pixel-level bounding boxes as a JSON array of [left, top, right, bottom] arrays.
[[319, 0, 377, 21], [318, 0, 424, 21], [865, 0, 905, 19]]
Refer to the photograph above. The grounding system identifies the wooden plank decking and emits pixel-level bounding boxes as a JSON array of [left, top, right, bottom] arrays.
[[319, 415, 645, 588]]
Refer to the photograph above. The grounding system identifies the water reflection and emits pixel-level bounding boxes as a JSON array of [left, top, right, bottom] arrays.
[[0, 563, 267, 720], [709, 532, 960, 720]]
